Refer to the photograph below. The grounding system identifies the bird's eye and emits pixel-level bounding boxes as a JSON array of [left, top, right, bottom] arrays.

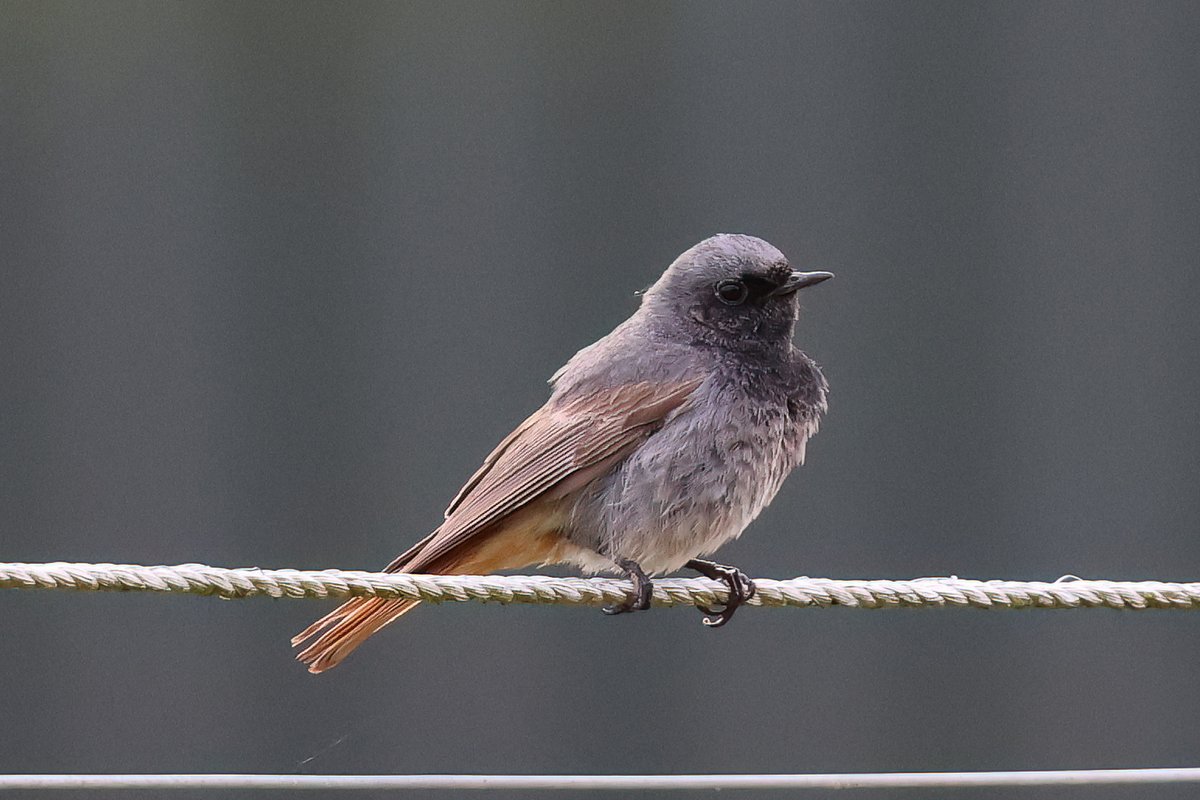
[[715, 279, 749, 305]]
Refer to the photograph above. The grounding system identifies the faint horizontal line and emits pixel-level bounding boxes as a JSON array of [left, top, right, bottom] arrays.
[[4, 769, 1200, 791]]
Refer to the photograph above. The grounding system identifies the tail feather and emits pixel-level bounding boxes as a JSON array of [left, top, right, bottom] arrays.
[[291, 597, 366, 647], [292, 532, 441, 673], [293, 505, 564, 673], [293, 596, 421, 673]]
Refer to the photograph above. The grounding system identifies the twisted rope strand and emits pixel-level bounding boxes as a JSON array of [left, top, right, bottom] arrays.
[[2, 562, 1199, 611]]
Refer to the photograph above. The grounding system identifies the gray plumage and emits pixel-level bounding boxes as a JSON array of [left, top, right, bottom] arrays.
[[554, 233, 829, 574], [294, 233, 830, 672]]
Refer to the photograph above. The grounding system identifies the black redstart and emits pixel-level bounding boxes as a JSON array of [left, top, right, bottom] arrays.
[[294, 234, 832, 672]]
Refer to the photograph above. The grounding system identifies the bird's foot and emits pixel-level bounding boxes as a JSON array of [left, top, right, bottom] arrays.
[[685, 558, 757, 627], [602, 559, 653, 616]]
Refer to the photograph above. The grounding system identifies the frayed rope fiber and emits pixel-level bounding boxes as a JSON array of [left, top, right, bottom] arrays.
[[2, 562, 1200, 611]]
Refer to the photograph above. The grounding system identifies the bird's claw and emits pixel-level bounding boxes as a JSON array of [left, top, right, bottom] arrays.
[[686, 559, 756, 627], [602, 559, 653, 616]]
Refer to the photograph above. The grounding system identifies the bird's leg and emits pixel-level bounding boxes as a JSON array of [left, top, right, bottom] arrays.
[[685, 558, 757, 627], [602, 558, 653, 615]]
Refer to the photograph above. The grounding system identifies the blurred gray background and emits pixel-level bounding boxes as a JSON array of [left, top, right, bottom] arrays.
[[3, 1, 1200, 798]]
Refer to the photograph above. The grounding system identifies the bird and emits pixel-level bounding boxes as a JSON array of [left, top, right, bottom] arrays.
[[293, 233, 832, 673]]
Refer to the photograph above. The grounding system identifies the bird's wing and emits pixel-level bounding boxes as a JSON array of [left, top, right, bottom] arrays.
[[394, 377, 703, 573]]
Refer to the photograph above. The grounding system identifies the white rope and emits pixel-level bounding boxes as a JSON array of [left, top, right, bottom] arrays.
[[2, 768, 1200, 791], [2, 561, 1200, 610]]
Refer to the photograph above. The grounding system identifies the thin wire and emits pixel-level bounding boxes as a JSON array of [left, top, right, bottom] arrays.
[[2, 769, 1200, 791], [3, 561, 1200, 611]]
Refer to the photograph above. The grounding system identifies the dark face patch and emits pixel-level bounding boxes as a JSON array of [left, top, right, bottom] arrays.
[[687, 259, 799, 349], [711, 260, 793, 307]]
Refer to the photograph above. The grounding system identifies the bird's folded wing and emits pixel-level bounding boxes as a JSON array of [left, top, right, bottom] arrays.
[[395, 378, 703, 573]]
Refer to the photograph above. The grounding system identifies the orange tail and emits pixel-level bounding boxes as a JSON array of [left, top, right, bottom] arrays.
[[293, 505, 567, 673], [292, 595, 422, 673]]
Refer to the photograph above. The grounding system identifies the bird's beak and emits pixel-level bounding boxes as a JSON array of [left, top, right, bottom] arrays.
[[771, 270, 834, 296]]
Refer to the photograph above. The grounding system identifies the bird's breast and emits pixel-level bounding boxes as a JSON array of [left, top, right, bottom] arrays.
[[565, 369, 820, 574]]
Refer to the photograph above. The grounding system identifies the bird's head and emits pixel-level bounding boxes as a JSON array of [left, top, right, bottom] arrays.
[[640, 233, 832, 350]]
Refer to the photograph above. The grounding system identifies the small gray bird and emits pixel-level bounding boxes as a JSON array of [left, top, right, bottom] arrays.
[[294, 234, 832, 672]]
